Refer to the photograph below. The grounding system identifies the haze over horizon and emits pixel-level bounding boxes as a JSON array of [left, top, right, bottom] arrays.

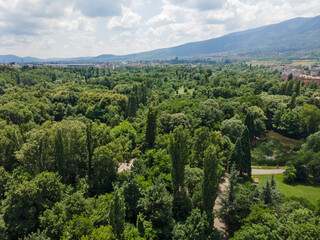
[[0, 0, 319, 59]]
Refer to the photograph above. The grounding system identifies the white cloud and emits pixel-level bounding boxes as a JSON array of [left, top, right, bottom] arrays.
[[107, 7, 141, 30], [147, 14, 176, 26], [0, 0, 319, 58]]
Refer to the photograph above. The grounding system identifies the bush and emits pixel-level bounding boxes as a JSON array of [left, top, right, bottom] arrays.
[[283, 166, 297, 183]]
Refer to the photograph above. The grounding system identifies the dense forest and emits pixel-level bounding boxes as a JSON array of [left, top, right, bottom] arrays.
[[0, 63, 319, 240]]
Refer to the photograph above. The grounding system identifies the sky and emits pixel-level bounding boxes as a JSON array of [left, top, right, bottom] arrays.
[[0, 0, 319, 58]]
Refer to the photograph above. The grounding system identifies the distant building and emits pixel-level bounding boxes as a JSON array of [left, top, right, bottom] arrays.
[[299, 75, 320, 85]]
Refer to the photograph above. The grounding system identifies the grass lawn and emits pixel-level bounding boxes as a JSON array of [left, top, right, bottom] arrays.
[[177, 86, 195, 95], [264, 130, 304, 146], [252, 174, 320, 204]]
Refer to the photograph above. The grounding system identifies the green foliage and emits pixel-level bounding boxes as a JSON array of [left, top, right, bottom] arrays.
[[202, 145, 223, 232], [40, 190, 89, 240], [169, 126, 189, 196], [240, 127, 252, 178], [23, 230, 50, 240], [0, 166, 9, 199], [184, 166, 203, 197], [229, 138, 243, 172], [303, 131, 320, 152], [221, 118, 245, 143], [61, 215, 94, 240], [109, 188, 126, 239], [91, 144, 118, 194], [0, 64, 320, 240], [81, 225, 116, 240], [121, 175, 142, 223], [146, 107, 158, 149], [283, 165, 297, 183], [172, 209, 207, 240], [2, 172, 65, 239], [138, 182, 173, 239]]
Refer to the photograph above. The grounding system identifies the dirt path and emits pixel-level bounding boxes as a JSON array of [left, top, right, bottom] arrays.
[[214, 174, 229, 237], [252, 169, 285, 175]]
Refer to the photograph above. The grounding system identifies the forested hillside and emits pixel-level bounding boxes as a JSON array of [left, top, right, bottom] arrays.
[[0, 63, 319, 239]]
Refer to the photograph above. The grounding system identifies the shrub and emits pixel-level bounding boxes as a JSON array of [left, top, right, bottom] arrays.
[[283, 165, 297, 183]]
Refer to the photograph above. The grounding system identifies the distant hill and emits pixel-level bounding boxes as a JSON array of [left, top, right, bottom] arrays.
[[1, 15, 320, 63], [126, 15, 320, 59]]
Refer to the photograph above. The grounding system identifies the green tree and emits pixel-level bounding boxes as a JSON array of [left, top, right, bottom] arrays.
[[228, 138, 243, 173], [81, 226, 116, 240], [283, 165, 297, 183], [3, 172, 65, 239], [172, 209, 207, 240], [62, 215, 94, 240], [91, 144, 118, 195], [300, 105, 320, 137], [0, 166, 9, 200], [109, 188, 126, 239], [146, 107, 158, 149], [289, 92, 297, 109], [86, 120, 94, 184], [55, 128, 65, 182], [0, 121, 22, 171], [221, 118, 245, 143], [40, 190, 90, 240], [121, 175, 142, 223], [240, 127, 252, 179], [191, 128, 223, 168], [170, 126, 189, 197], [138, 182, 173, 239], [202, 145, 223, 234], [244, 113, 254, 141], [86, 121, 113, 192], [170, 126, 191, 221]]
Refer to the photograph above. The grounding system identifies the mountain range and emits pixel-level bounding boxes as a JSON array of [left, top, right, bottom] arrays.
[[1, 15, 320, 63]]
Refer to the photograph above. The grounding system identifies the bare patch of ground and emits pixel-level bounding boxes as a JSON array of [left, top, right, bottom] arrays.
[[118, 158, 137, 172]]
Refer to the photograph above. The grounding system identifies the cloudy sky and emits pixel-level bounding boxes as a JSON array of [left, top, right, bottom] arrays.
[[0, 0, 319, 58]]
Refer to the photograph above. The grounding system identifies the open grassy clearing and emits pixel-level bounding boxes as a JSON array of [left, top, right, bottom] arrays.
[[177, 86, 195, 95], [262, 130, 304, 146], [252, 174, 320, 204]]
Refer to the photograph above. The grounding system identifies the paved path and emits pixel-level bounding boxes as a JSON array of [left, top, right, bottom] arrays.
[[214, 174, 229, 238], [213, 168, 285, 238], [252, 169, 285, 175]]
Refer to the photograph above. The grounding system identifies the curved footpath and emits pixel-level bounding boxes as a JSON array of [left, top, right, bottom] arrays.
[[214, 168, 285, 238]]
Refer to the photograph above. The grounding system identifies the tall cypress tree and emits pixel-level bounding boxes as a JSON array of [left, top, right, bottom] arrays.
[[228, 163, 237, 203], [146, 106, 158, 149], [203, 144, 222, 235], [55, 128, 65, 183], [109, 188, 125, 239], [86, 120, 93, 184], [240, 127, 252, 179], [263, 177, 272, 205], [170, 125, 189, 197], [228, 138, 243, 174], [294, 80, 301, 95], [244, 113, 254, 141]]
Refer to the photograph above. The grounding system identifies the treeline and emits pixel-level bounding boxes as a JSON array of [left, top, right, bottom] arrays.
[[0, 64, 319, 239]]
